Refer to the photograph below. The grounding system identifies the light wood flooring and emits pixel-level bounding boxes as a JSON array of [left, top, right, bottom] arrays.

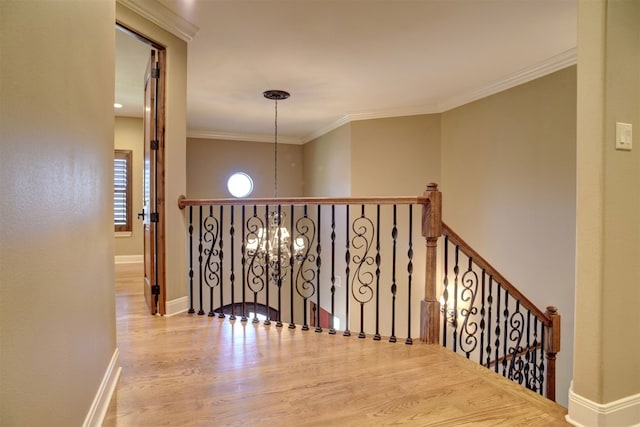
[[104, 263, 569, 426]]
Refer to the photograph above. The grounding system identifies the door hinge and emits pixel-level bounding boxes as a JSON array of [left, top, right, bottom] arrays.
[[151, 67, 160, 79], [150, 140, 159, 150], [151, 284, 160, 295], [150, 212, 159, 223]]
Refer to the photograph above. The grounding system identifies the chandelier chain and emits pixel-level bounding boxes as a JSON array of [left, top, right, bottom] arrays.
[[274, 98, 278, 198]]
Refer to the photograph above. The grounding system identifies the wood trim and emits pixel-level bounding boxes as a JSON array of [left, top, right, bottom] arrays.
[[178, 195, 429, 209]]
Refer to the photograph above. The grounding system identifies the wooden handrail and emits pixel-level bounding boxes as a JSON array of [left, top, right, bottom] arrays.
[[441, 221, 551, 325], [178, 195, 429, 209]]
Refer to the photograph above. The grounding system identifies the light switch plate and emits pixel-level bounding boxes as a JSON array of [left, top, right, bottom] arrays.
[[616, 122, 632, 151]]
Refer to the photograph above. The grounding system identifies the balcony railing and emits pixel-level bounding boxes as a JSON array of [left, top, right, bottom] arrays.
[[178, 183, 560, 400]]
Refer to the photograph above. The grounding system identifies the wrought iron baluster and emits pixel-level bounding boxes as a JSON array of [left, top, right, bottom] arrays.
[[295, 205, 316, 331], [264, 205, 270, 325], [188, 206, 195, 314], [241, 205, 247, 322], [389, 204, 397, 343], [289, 205, 295, 329], [218, 205, 225, 318], [229, 205, 235, 320], [198, 206, 204, 315], [246, 205, 265, 324], [494, 285, 501, 373], [479, 271, 486, 364], [276, 204, 283, 328], [353, 204, 374, 339], [315, 205, 322, 333], [405, 204, 413, 345], [486, 276, 493, 368], [508, 300, 525, 384], [203, 205, 220, 318], [344, 205, 351, 337], [452, 245, 460, 351], [502, 290, 510, 376], [442, 236, 449, 347], [374, 204, 381, 341], [459, 257, 479, 359], [539, 319, 546, 396], [525, 310, 531, 389], [329, 205, 336, 335]]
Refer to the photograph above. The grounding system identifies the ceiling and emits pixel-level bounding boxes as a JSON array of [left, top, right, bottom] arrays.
[[115, 0, 577, 144]]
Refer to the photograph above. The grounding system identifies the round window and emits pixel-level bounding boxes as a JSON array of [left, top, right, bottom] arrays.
[[227, 172, 253, 198]]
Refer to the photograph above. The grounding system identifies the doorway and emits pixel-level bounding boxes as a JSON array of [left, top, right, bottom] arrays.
[[114, 23, 166, 315]]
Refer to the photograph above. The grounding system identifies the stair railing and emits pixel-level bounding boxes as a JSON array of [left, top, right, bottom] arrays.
[[178, 182, 560, 401]]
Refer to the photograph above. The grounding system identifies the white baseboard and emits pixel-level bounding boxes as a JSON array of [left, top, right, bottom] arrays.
[[566, 382, 640, 426], [114, 255, 143, 264], [82, 348, 122, 427], [165, 296, 189, 316]]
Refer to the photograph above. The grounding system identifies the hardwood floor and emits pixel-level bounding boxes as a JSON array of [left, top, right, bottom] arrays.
[[104, 263, 569, 426]]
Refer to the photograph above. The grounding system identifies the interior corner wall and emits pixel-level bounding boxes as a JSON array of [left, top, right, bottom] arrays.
[[302, 124, 352, 196], [116, 3, 188, 303], [187, 138, 304, 198], [440, 66, 577, 407], [0, 1, 116, 425], [114, 116, 144, 257], [350, 114, 441, 197]]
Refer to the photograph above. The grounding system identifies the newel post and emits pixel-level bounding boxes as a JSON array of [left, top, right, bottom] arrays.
[[544, 306, 561, 401], [420, 183, 442, 344]]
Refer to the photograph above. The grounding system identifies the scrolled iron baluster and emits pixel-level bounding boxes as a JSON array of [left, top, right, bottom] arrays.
[[459, 258, 479, 358], [294, 207, 316, 330], [246, 206, 266, 324], [352, 205, 375, 339], [203, 206, 220, 317], [507, 302, 526, 385]]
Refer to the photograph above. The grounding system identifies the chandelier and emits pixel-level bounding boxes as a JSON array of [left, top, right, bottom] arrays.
[[246, 90, 304, 284]]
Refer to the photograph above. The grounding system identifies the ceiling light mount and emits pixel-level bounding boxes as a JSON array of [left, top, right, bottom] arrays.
[[263, 90, 290, 101]]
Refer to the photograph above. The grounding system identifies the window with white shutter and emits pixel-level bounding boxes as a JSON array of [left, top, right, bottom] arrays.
[[114, 150, 132, 232]]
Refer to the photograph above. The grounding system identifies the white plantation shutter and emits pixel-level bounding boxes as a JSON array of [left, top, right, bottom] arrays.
[[114, 150, 132, 232]]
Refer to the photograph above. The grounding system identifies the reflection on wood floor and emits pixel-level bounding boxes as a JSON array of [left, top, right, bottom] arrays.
[[104, 263, 568, 426]]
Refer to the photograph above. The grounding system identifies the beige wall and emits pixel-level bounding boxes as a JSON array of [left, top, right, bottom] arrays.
[[441, 66, 577, 407], [0, 1, 116, 425], [573, 0, 640, 411], [302, 123, 351, 196], [117, 3, 188, 303], [351, 114, 441, 197], [187, 138, 304, 198], [114, 116, 144, 257]]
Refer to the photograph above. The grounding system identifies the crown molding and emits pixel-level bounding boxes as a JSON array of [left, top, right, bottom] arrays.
[[188, 48, 577, 145], [438, 47, 577, 112], [117, 0, 200, 42], [187, 130, 303, 145]]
